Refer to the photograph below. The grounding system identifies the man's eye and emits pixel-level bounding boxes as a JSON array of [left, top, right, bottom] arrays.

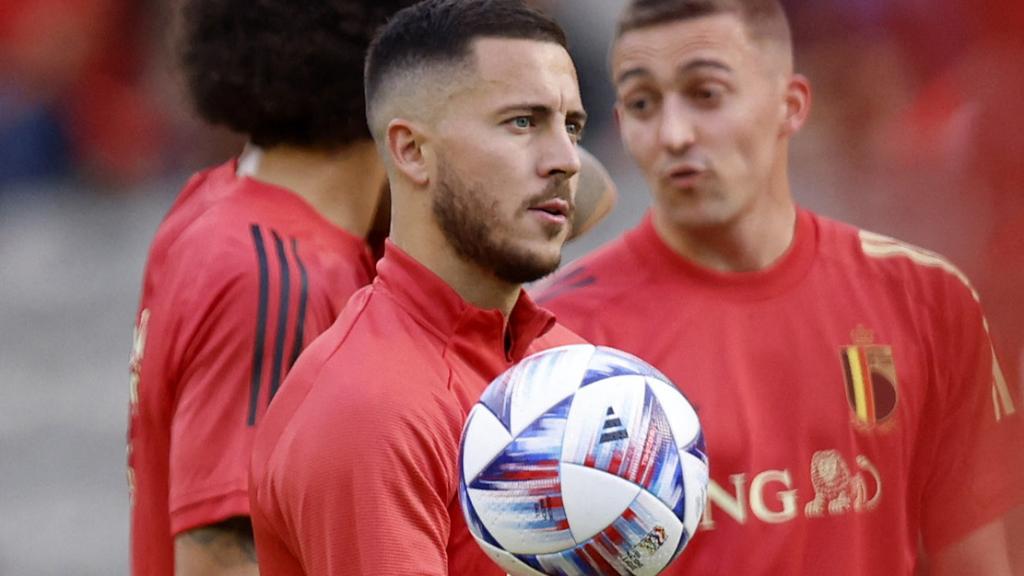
[[626, 98, 648, 112], [692, 85, 725, 103], [512, 117, 532, 129], [622, 93, 657, 117], [566, 122, 585, 143]]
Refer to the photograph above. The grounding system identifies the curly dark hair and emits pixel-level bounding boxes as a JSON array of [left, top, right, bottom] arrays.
[[180, 0, 416, 149]]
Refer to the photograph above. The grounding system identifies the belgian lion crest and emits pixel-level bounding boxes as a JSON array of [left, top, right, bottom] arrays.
[[805, 450, 881, 517]]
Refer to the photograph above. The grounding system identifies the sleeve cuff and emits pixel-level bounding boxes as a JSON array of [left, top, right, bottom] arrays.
[[170, 487, 251, 536]]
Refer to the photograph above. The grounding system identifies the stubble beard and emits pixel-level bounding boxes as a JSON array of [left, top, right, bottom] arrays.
[[432, 162, 565, 285]]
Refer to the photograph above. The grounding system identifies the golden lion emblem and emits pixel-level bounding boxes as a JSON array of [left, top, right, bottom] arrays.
[[805, 450, 874, 517]]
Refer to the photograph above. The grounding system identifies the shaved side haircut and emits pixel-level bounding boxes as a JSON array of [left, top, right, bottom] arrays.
[[363, 0, 568, 143]]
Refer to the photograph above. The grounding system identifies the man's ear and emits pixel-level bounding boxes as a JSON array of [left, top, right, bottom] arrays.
[[386, 118, 430, 186], [781, 73, 812, 137]]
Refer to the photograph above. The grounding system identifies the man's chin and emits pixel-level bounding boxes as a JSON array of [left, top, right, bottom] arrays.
[[661, 201, 736, 231], [490, 249, 562, 285]]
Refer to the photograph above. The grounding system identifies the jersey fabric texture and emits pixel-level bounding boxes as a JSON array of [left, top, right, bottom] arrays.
[[249, 241, 582, 575], [537, 208, 1023, 575], [128, 159, 374, 575]]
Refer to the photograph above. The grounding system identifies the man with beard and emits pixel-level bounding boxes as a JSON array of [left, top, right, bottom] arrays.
[[129, 0, 618, 573], [248, 1, 587, 574]]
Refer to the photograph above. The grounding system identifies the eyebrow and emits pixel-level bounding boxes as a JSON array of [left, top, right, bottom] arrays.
[[681, 58, 733, 74], [615, 58, 733, 85]]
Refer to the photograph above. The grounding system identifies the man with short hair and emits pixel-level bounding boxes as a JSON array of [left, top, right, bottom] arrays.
[[130, 0, 618, 572], [539, 0, 1023, 574], [248, 1, 588, 574]]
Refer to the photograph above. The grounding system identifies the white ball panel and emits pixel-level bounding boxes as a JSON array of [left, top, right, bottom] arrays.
[[508, 344, 595, 437], [560, 462, 642, 544], [645, 378, 701, 448], [680, 450, 709, 538], [467, 485, 577, 555], [561, 375, 648, 466], [461, 405, 514, 482], [524, 487, 684, 576], [475, 538, 549, 576]]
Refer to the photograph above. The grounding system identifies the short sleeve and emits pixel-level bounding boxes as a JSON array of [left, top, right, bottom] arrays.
[[165, 240, 268, 535], [271, 370, 464, 575], [918, 274, 1024, 553]]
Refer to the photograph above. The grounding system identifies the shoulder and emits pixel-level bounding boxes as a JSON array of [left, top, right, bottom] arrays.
[[159, 162, 314, 265], [155, 221, 263, 314], [830, 217, 979, 308], [279, 287, 454, 427], [534, 234, 643, 314], [807, 214, 984, 331], [259, 290, 462, 483], [152, 161, 238, 251], [155, 174, 314, 298]]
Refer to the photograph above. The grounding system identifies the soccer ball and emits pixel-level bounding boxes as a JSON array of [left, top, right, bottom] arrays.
[[459, 344, 708, 576]]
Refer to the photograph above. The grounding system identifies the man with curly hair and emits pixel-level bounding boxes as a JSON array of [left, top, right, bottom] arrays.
[[126, 1, 416, 574]]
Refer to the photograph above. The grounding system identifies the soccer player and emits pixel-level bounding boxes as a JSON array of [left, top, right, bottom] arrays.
[[126, 1, 415, 574], [127, 1, 619, 573], [128, 0, 618, 572], [538, 1, 1024, 574], [248, 0, 588, 573]]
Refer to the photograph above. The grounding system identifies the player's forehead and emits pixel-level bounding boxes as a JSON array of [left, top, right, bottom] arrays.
[[611, 13, 755, 86], [463, 37, 584, 113]]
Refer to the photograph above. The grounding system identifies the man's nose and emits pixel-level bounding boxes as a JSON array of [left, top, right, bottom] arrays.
[[659, 96, 695, 153]]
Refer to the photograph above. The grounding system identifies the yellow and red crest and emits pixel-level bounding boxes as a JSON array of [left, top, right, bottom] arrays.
[[840, 325, 898, 428]]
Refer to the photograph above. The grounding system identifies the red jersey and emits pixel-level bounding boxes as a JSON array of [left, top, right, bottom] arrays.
[[128, 159, 374, 575], [538, 208, 1023, 575], [249, 242, 582, 575]]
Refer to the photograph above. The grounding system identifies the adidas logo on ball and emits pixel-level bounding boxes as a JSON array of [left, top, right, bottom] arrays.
[[599, 407, 629, 443]]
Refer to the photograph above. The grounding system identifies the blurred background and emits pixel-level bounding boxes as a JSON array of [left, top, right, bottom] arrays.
[[1, 0, 1021, 573]]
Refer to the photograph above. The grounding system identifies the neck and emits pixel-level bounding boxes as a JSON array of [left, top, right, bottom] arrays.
[[240, 142, 385, 238], [654, 165, 797, 272], [431, 250, 522, 317], [389, 193, 521, 316]]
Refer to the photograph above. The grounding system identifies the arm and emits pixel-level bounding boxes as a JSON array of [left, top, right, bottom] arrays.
[[569, 147, 617, 240], [165, 238, 288, 570], [268, 367, 465, 575], [175, 517, 259, 576], [1008, 504, 1024, 576], [925, 519, 1012, 576], [917, 270, 1024, 573]]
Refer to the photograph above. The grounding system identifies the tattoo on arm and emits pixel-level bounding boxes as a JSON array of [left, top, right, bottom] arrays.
[[181, 516, 258, 567]]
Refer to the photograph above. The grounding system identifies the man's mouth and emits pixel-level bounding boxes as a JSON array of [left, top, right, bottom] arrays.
[[664, 164, 706, 187], [530, 198, 571, 218]]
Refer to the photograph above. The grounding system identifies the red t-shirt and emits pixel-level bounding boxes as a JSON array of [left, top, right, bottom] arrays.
[[249, 241, 582, 575], [538, 208, 1023, 575], [128, 159, 374, 575]]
